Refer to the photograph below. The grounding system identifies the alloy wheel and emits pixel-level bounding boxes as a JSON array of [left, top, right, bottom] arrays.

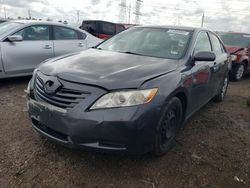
[[221, 76, 228, 99], [236, 65, 244, 80]]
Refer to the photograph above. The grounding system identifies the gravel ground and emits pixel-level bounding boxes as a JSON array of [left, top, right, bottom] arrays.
[[0, 75, 249, 188]]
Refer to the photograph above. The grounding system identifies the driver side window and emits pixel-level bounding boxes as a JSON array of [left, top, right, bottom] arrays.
[[194, 32, 212, 54], [14, 25, 49, 41]]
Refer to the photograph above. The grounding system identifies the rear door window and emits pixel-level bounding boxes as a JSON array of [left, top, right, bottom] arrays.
[[209, 33, 225, 56], [54, 26, 79, 40]]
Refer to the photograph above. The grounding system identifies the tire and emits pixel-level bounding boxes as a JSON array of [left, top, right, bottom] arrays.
[[230, 64, 245, 81], [213, 75, 229, 102], [152, 97, 183, 156]]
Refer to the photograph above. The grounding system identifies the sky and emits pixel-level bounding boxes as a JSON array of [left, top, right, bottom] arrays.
[[0, 0, 250, 32]]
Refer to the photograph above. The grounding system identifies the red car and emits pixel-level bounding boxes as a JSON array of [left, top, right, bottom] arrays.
[[218, 32, 250, 81], [81, 20, 126, 39]]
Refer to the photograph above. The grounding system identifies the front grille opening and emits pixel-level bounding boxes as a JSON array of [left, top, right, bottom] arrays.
[[34, 74, 91, 109], [32, 118, 68, 141]]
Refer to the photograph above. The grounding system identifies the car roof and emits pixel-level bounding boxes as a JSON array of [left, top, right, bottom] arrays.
[[7, 20, 84, 31], [10, 20, 75, 27], [82, 20, 124, 25]]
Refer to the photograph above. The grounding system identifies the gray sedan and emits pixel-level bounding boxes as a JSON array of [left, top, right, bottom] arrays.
[[0, 20, 102, 79]]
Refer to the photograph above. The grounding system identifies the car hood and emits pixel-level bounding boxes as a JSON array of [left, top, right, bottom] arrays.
[[38, 49, 179, 90], [225, 45, 244, 54]]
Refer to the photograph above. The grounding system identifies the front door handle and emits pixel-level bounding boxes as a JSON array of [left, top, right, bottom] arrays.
[[43, 45, 52, 49]]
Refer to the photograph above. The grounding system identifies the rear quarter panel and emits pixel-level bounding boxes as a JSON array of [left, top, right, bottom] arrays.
[[0, 43, 5, 77]]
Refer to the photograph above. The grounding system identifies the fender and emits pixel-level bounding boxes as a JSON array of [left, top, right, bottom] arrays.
[[238, 56, 249, 65]]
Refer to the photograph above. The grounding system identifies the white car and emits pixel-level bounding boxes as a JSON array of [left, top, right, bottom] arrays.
[[0, 20, 102, 78]]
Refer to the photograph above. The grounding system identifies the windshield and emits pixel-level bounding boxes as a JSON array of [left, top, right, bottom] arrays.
[[97, 27, 192, 59], [218, 33, 250, 47], [0, 22, 22, 36]]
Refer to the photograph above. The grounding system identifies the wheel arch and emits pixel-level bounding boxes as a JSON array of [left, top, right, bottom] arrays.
[[242, 59, 249, 71], [163, 87, 188, 124]]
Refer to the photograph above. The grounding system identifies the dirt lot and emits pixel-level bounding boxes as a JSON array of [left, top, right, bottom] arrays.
[[0, 75, 249, 188]]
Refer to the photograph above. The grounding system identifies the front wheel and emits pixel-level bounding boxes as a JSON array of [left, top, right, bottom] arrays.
[[230, 64, 245, 81], [152, 97, 183, 156]]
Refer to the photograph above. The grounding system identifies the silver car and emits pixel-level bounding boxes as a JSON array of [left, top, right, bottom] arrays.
[[0, 20, 102, 79]]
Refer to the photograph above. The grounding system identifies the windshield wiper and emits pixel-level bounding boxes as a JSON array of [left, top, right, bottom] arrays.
[[121, 51, 144, 56], [91, 46, 102, 50]]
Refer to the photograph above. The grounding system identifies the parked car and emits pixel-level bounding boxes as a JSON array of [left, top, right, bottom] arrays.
[[218, 31, 250, 81], [81, 20, 126, 39], [27, 26, 230, 155], [0, 20, 102, 79], [0, 18, 8, 24]]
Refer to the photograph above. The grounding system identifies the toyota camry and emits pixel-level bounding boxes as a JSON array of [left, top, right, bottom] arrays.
[[26, 26, 230, 155]]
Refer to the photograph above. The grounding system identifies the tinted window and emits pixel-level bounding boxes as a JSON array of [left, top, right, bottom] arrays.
[[15, 25, 49, 41], [194, 32, 211, 53], [81, 32, 87, 40], [218, 32, 250, 47], [100, 22, 115, 35], [210, 34, 224, 55], [82, 21, 96, 35], [54, 26, 79, 40], [116, 25, 125, 33], [98, 28, 192, 59]]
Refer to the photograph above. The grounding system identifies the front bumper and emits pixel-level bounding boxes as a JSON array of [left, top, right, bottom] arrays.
[[27, 97, 161, 155]]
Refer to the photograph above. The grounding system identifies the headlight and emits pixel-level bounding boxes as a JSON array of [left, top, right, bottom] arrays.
[[29, 69, 38, 91], [90, 88, 158, 110], [231, 55, 237, 61]]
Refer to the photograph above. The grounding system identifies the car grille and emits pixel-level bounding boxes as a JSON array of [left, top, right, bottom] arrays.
[[35, 74, 90, 109]]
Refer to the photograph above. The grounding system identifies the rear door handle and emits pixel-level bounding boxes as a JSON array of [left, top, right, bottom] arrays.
[[213, 62, 219, 72], [78, 43, 84, 47], [43, 45, 52, 49]]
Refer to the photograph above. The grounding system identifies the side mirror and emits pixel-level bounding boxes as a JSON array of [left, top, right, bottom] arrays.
[[7, 35, 23, 42], [193, 51, 216, 62]]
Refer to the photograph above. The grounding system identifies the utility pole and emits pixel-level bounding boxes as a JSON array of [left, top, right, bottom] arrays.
[[134, 0, 143, 25], [128, 2, 131, 24], [76, 10, 80, 23], [28, 9, 31, 19], [201, 12, 205, 27], [3, 7, 6, 19], [119, 0, 127, 23]]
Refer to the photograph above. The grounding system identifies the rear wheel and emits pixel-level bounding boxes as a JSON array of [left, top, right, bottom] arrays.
[[213, 75, 229, 102], [231, 64, 245, 81], [152, 97, 183, 156]]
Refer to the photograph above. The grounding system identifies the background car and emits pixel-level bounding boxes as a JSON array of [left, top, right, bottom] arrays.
[[26, 26, 230, 155], [218, 31, 250, 81], [81, 20, 126, 39], [0, 20, 102, 79], [0, 18, 8, 24]]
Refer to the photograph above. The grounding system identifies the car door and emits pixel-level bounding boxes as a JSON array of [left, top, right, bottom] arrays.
[[1, 25, 54, 75], [189, 31, 215, 112], [208, 32, 229, 96], [52, 26, 87, 57]]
